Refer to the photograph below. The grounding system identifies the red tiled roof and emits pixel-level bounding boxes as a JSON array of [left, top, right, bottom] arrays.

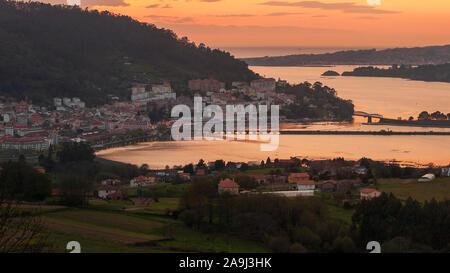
[[219, 178, 239, 188], [98, 185, 120, 191], [290, 173, 309, 178], [360, 188, 378, 194]]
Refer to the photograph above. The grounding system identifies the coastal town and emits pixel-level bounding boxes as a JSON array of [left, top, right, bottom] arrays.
[[0, 77, 299, 152]]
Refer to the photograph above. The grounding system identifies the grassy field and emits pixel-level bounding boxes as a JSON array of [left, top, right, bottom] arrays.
[[377, 177, 450, 202], [36, 198, 268, 253], [327, 204, 354, 224]]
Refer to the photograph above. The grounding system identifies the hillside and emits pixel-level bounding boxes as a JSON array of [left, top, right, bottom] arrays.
[[242, 45, 450, 66], [0, 1, 259, 106], [342, 64, 450, 83]]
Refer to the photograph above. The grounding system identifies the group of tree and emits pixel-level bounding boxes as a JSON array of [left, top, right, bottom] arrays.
[[0, 158, 51, 202], [179, 177, 450, 253], [243, 46, 450, 66], [0, 158, 51, 252], [0, 1, 258, 106], [56, 142, 95, 163], [342, 63, 450, 83], [278, 82, 354, 121], [417, 110, 450, 121], [352, 193, 450, 252], [179, 177, 356, 253]]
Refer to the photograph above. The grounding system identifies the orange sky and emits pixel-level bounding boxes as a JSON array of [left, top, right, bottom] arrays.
[[44, 0, 450, 48]]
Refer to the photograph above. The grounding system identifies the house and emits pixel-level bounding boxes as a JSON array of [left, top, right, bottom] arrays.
[[249, 174, 267, 185], [418, 173, 436, 182], [130, 175, 156, 187], [318, 180, 337, 192], [33, 165, 46, 174], [277, 159, 296, 167], [296, 180, 315, 194], [196, 169, 206, 176], [441, 167, 450, 177], [360, 188, 381, 200], [288, 172, 310, 184], [250, 78, 276, 92], [97, 185, 121, 200], [101, 179, 121, 186], [1, 137, 50, 151], [178, 172, 191, 181], [218, 178, 239, 195], [353, 166, 368, 175]]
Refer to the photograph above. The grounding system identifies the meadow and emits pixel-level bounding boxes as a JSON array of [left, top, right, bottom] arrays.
[[36, 198, 268, 253]]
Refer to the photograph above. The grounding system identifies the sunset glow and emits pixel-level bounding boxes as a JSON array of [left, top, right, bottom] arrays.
[[37, 0, 450, 48]]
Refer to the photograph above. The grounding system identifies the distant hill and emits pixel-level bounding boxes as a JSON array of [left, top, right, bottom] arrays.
[[342, 64, 450, 83], [242, 45, 450, 67], [0, 1, 259, 106], [321, 70, 340, 76]]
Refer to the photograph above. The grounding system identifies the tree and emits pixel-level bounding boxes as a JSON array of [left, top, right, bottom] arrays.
[[214, 160, 225, 171], [57, 142, 95, 163], [418, 111, 430, 120], [181, 177, 218, 225], [234, 174, 258, 190], [268, 236, 290, 253], [0, 160, 51, 202], [0, 161, 49, 252], [57, 174, 93, 207], [183, 163, 194, 174], [197, 159, 206, 169], [290, 243, 308, 253], [330, 237, 358, 253]]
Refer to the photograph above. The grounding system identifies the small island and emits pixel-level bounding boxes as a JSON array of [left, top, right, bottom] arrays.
[[321, 70, 340, 76]]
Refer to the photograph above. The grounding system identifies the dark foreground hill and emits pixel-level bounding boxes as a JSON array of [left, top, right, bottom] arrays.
[[242, 45, 450, 67], [0, 1, 258, 106]]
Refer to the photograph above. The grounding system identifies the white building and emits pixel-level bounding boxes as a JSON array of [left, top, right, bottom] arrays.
[[418, 173, 436, 182], [97, 185, 121, 199], [250, 78, 276, 92]]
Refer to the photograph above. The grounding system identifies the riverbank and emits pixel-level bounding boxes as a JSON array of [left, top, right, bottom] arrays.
[[370, 118, 450, 128]]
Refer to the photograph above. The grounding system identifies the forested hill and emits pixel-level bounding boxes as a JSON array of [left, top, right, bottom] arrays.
[[0, 1, 259, 106], [242, 45, 450, 66], [342, 64, 450, 83]]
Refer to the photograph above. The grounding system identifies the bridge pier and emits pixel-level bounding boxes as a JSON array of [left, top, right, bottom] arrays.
[[367, 116, 372, 123]]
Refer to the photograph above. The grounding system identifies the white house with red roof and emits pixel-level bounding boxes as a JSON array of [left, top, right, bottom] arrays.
[[296, 180, 316, 195], [360, 188, 381, 200], [97, 185, 121, 199]]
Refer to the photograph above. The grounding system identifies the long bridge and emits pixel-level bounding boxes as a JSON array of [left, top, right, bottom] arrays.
[[353, 111, 383, 123]]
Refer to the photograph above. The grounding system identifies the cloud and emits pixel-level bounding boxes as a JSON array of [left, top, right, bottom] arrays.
[[367, 0, 381, 6], [213, 14, 256, 18], [38, 0, 129, 7], [266, 12, 304, 16], [146, 4, 160, 8], [357, 16, 378, 20], [259, 1, 399, 14], [146, 14, 194, 24]]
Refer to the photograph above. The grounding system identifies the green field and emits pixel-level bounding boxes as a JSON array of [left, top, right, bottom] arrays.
[[377, 177, 450, 202], [37, 198, 268, 253]]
